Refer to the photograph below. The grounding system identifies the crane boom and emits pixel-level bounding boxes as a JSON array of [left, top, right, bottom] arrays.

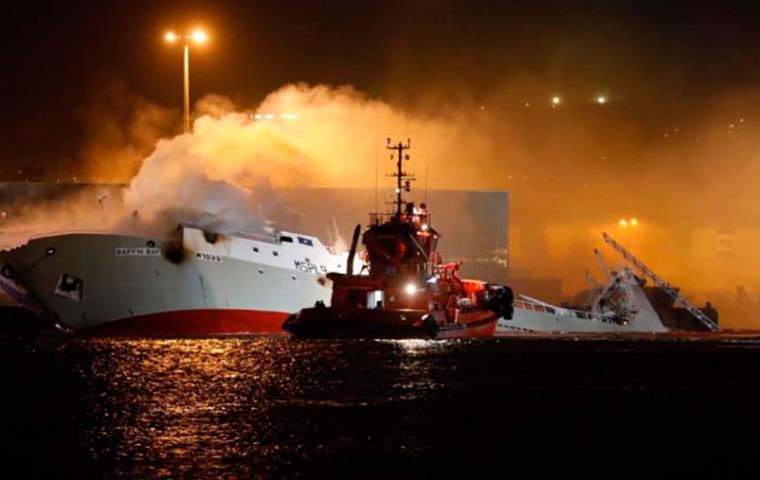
[[602, 232, 719, 332]]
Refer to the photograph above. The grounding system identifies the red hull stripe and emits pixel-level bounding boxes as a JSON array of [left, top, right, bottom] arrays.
[[86, 309, 291, 335]]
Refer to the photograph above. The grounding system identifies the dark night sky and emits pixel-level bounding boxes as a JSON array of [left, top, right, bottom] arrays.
[[3, 0, 760, 173]]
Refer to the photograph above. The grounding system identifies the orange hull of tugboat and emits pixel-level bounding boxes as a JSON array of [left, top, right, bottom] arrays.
[[435, 310, 499, 339], [282, 306, 499, 339]]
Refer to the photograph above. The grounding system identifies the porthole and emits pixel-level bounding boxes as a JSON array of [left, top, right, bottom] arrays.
[[1, 265, 12, 278]]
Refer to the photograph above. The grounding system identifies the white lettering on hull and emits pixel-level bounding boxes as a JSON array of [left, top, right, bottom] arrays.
[[196, 252, 223, 263], [294, 260, 328, 274], [115, 247, 161, 257]]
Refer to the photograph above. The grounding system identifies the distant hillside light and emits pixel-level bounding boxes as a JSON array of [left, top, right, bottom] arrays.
[[164, 31, 178, 43], [597, 95, 607, 104], [619, 218, 638, 228], [552, 96, 561, 105]]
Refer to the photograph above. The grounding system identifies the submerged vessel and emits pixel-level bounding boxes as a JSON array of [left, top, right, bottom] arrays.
[[0, 224, 351, 334], [499, 233, 720, 334], [283, 139, 513, 339]]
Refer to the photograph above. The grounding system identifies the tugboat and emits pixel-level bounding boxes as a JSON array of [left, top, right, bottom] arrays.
[[283, 139, 513, 339]]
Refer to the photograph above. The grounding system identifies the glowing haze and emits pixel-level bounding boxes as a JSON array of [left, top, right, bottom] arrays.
[[2, 83, 477, 238], [5, 81, 760, 328]]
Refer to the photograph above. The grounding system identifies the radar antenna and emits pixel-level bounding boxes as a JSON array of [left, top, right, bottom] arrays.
[[386, 138, 414, 218]]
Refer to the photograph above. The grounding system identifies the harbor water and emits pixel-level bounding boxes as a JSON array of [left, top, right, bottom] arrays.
[[1, 333, 759, 477]]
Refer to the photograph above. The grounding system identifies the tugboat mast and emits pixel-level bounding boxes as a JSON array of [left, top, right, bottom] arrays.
[[386, 138, 413, 218]]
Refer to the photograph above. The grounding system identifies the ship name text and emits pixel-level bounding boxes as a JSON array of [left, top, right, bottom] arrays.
[[196, 252, 224, 263], [115, 247, 161, 257], [294, 260, 328, 274]]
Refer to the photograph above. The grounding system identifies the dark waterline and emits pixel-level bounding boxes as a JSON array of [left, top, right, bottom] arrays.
[[1, 333, 759, 477]]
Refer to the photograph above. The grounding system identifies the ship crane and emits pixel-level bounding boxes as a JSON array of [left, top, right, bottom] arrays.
[[593, 248, 611, 284], [602, 232, 719, 332], [584, 269, 602, 290]]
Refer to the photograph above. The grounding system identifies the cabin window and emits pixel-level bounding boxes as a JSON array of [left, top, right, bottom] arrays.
[[280, 236, 293, 243], [367, 290, 384, 309], [273, 251, 279, 256], [298, 237, 314, 247], [253, 247, 259, 253]]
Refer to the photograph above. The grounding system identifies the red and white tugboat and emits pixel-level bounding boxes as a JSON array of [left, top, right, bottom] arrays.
[[283, 139, 513, 339]]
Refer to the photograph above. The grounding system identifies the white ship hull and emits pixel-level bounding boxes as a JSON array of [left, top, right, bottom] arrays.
[[0, 226, 349, 334], [495, 232, 719, 335], [497, 270, 670, 334], [498, 306, 667, 334]]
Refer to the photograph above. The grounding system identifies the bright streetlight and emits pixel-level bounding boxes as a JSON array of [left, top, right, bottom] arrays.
[[164, 28, 209, 133], [596, 95, 607, 104]]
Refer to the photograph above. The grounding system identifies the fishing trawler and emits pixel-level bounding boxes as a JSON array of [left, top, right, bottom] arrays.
[[498, 233, 720, 334], [0, 224, 354, 334], [283, 139, 514, 339]]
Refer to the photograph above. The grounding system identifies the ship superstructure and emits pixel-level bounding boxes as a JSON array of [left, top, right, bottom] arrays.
[[283, 139, 513, 339]]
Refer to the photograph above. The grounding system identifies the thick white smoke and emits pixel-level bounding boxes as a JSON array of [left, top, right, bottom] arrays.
[[119, 83, 481, 236], [2, 83, 472, 245]]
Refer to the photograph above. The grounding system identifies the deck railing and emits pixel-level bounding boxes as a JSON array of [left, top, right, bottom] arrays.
[[513, 299, 621, 325]]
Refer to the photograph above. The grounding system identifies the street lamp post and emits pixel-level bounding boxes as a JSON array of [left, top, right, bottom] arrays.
[[164, 29, 208, 133]]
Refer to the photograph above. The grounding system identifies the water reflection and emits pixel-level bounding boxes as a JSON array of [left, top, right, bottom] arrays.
[[4, 334, 760, 477], [83, 339, 292, 477], [69, 337, 459, 477]]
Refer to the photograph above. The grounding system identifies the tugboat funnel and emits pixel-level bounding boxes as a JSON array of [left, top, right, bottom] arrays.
[[347, 224, 361, 275]]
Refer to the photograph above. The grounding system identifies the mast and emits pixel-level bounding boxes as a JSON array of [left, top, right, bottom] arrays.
[[386, 138, 413, 218]]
